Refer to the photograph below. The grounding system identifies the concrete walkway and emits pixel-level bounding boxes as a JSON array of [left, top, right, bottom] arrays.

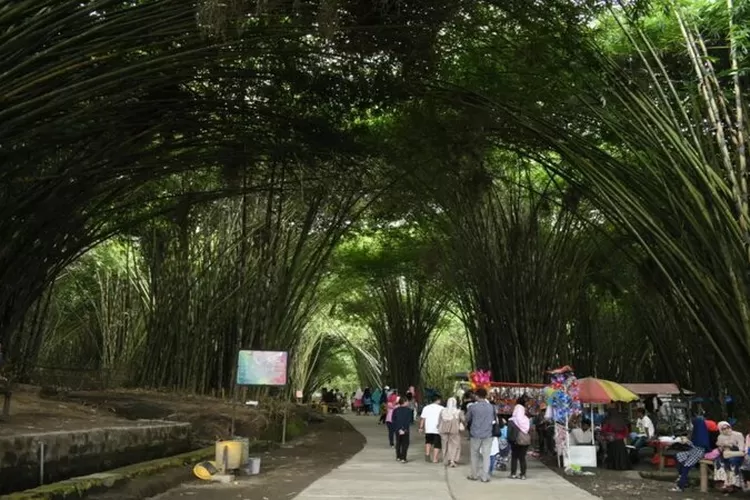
[[295, 415, 599, 500]]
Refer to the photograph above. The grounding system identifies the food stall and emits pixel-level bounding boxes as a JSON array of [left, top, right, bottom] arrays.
[[622, 383, 695, 469], [451, 373, 545, 415], [622, 383, 693, 436]]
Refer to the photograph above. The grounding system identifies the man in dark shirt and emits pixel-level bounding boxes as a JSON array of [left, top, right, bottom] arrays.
[[465, 388, 495, 482], [392, 397, 414, 463]]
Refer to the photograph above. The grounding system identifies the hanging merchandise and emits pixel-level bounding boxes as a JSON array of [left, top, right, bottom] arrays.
[[469, 370, 492, 391], [544, 366, 583, 471], [544, 366, 582, 423]]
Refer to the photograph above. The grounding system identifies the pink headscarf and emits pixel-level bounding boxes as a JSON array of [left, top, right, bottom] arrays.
[[510, 404, 530, 434]]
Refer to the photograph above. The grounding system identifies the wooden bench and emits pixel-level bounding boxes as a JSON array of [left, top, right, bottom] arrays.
[[699, 459, 713, 493], [659, 448, 678, 470], [0, 380, 11, 420]]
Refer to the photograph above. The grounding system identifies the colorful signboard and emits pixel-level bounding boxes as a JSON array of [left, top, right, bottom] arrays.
[[236, 350, 288, 386]]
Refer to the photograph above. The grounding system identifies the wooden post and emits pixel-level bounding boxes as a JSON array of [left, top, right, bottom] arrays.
[[700, 460, 709, 493], [564, 415, 570, 468], [281, 405, 288, 445], [230, 396, 237, 437]]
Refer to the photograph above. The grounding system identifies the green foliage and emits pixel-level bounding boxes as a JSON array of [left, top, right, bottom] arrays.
[[0, 0, 460, 383], [421, 316, 472, 397], [476, 2, 750, 395], [12, 0, 750, 406], [434, 157, 593, 382]]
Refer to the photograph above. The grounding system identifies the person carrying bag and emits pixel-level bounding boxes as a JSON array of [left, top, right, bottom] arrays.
[[508, 396, 531, 479]]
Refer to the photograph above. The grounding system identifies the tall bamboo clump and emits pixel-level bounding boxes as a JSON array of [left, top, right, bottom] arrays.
[[288, 328, 339, 401], [485, 1, 750, 394], [0, 0, 222, 365], [363, 276, 445, 392], [438, 168, 592, 382], [134, 165, 364, 394], [9, 241, 148, 384]]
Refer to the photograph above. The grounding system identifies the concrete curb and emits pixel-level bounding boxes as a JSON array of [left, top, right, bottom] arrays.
[[4, 441, 274, 500]]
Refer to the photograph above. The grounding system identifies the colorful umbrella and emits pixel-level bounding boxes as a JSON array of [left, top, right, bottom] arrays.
[[577, 377, 639, 404]]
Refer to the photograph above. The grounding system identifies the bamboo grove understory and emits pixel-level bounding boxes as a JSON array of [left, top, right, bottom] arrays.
[[0, 0, 748, 406]]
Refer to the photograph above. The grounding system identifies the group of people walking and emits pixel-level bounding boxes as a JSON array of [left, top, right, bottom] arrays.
[[382, 387, 533, 483], [353, 385, 417, 418]]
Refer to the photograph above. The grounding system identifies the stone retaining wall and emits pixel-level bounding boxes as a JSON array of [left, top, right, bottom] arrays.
[[0, 422, 192, 495]]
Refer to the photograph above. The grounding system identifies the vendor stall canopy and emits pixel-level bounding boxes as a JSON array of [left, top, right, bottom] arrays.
[[621, 383, 694, 396]]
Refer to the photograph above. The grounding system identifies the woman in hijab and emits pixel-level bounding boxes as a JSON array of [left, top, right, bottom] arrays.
[[372, 388, 383, 420], [601, 409, 631, 470], [438, 397, 463, 467], [388, 389, 399, 404], [713, 421, 745, 493], [508, 396, 531, 479], [362, 388, 373, 415], [670, 414, 710, 492], [353, 388, 363, 415]]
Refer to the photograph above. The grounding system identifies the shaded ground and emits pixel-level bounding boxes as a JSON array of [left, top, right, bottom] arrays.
[[56, 388, 311, 444], [2, 386, 312, 445], [0, 385, 132, 436], [88, 415, 366, 500], [541, 455, 736, 499]]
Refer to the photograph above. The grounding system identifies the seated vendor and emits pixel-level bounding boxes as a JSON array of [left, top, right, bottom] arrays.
[[570, 419, 597, 448], [630, 408, 655, 450]]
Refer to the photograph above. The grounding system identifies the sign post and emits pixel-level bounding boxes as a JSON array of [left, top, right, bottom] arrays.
[[235, 350, 289, 442]]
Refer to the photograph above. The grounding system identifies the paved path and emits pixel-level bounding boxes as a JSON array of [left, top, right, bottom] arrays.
[[295, 415, 599, 500]]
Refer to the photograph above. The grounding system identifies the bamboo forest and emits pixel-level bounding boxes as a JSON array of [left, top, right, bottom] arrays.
[[2, 0, 750, 410]]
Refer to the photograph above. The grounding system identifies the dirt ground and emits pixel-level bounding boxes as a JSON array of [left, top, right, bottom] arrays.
[[541, 456, 739, 499], [1, 386, 302, 444], [0, 385, 132, 436], [88, 415, 366, 500], [2, 386, 360, 499], [56, 388, 288, 443]]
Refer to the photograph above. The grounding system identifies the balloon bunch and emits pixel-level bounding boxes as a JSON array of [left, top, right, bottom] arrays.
[[544, 367, 581, 422], [469, 370, 492, 391]]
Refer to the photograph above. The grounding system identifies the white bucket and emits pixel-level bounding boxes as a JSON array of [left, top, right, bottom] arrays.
[[247, 457, 261, 475]]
